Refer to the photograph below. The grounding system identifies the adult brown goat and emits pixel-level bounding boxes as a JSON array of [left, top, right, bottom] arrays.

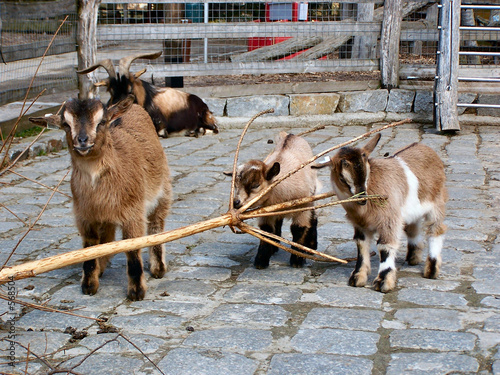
[[314, 134, 448, 292], [77, 51, 219, 138], [30, 96, 171, 300], [224, 132, 320, 269]]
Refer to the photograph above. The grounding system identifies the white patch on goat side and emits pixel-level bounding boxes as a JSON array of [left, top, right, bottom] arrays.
[[145, 185, 164, 216], [428, 235, 444, 259], [397, 157, 433, 224]]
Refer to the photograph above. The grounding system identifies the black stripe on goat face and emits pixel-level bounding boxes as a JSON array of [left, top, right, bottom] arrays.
[[336, 147, 370, 205], [62, 99, 106, 156]]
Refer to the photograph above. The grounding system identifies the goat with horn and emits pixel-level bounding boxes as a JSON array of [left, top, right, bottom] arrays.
[[78, 51, 219, 138]]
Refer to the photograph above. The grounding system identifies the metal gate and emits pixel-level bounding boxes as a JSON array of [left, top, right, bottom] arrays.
[[434, 0, 500, 131]]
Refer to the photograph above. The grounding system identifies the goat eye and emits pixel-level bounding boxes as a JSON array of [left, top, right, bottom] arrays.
[[251, 184, 260, 190]]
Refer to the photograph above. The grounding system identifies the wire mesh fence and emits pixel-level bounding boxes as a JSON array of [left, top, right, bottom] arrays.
[[0, 0, 498, 107], [0, 0, 78, 105]]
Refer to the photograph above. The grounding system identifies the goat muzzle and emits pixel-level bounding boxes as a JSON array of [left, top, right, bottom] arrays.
[[73, 144, 95, 156]]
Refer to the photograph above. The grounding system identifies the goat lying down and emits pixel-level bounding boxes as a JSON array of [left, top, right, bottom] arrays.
[[78, 52, 219, 138], [30, 96, 171, 300], [225, 132, 321, 269], [314, 134, 448, 292]]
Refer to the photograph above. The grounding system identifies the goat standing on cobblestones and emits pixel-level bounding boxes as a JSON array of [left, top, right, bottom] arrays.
[[29, 96, 171, 300], [225, 132, 320, 269], [314, 134, 448, 292], [78, 52, 219, 138]]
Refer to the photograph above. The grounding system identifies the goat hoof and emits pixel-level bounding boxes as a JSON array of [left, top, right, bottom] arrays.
[[290, 255, 305, 268], [406, 244, 423, 265], [81, 281, 99, 296], [423, 257, 441, 279], [373, 272, 396, 293], [254, 257, 270, 269], [127, 286, 146, 301], [348, 271, 367, 287], [150, 263, 167, 279]]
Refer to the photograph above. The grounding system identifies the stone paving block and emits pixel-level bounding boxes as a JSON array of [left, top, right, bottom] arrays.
[[396, 277, 460, 292], [180, 255, 240, 267], [156, 347, 259, 375], [60, 353, 145, 375], [79, 333, 166, 354], [302, 307, 384, 332], [313, 286, 383, 308], [205, 303, 290, 327], [237, 266, 309, 284], [116, 300, 213, 319], [110, 313, 185, 336], [183, 328, 272, 352], [338, 89, 388, 113], [390, 329, 476, 351], [16, 309, 98, 332], [398, 289, 468, 307], [481, 296, 500, 309], [289, 93, 340, 116], [164, 266, 231, 281], [393, 308, 463, 331], [387, 352, 478, 374], [268, 354, 373, 375], [291, 328, 379, 355], [484, 313, 500, 332], [223, 284, 302, 304], [226, 95, 290, 117], [150, 279, 218, 298]]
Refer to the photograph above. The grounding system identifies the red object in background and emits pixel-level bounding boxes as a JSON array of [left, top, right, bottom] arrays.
[[248, 2, 308, 52]]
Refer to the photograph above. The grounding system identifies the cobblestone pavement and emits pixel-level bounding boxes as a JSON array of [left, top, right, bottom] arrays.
[[0, 118, 499, 375]]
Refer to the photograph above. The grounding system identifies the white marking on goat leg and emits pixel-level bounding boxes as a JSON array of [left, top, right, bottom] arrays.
[[428, 234, 444, 259]]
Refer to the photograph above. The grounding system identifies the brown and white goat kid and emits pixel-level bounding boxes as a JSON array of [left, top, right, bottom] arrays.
[[314, 134, 447, 292], [224, 132, 321, 269], [77, 52, 219, 137], [30, 96, 171, 300]]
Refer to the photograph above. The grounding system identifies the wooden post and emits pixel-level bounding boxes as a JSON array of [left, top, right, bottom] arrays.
[[380, 0, 402, 89], [434, 0, 461, 131], [77, 0, 101, 100], [353, 3, 376, 59]]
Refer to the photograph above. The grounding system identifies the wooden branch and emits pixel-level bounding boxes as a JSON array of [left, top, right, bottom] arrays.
[[0, 214, 233, 284], [229, 109, 274, 211]]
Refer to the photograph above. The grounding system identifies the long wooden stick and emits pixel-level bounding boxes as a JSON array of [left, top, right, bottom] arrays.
[[0, 214, 232, 283]]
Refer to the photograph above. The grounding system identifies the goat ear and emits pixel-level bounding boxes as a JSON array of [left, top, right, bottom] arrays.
[[312, 157, 333, 169], [107, 95, 135, 122], [265, 162, 280, 181], [223, 170, 233, 177], [29, 115, 61, 130], [362, 133, 381, 155]]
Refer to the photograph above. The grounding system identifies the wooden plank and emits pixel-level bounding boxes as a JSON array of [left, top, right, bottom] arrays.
[[231, 36, 322, 62], [434, 0, 461, 131], [97, 22, 382, 40]]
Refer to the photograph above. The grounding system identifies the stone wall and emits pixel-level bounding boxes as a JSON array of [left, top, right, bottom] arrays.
[[204, 89, 500, 120]]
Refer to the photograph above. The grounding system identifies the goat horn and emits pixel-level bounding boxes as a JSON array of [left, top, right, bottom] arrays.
[[94, 79, 110, 87], [76, 59, 116, 79], [118, 51, 162, 77], [134, 68, 147, 79]]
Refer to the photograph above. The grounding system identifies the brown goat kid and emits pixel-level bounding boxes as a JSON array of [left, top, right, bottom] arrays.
[[30, 96, 171, 300], [314, 134, 447, 292], [224, 132, 321, 269], [78, 52, 219, 138]]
